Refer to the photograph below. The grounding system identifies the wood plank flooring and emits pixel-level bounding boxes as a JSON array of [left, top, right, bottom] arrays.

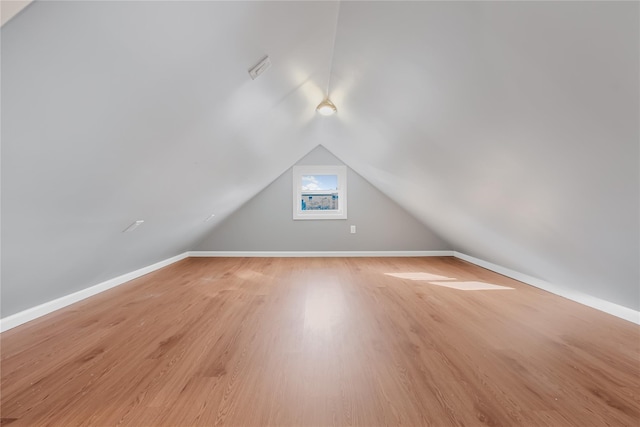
[[1, 257, 639, 426]]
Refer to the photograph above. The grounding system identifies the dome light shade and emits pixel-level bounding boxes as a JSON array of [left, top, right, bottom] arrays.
[[316, 99, 337, 116]]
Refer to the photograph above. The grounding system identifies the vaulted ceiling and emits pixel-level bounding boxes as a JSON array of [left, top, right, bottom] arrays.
[[2, 1, 638, 315]]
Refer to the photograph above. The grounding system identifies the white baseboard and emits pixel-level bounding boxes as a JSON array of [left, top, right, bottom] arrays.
[[0, 252, 190, 333], [188, 250, 454, 258], [454, 251, 640, 325], [5, 250, 635, 332]]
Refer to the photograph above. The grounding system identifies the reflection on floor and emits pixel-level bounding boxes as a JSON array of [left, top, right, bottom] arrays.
[[428, 280, 513, 291]]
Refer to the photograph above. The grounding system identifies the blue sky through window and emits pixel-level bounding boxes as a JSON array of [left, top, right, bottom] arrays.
[[302, 174, 338, 191]]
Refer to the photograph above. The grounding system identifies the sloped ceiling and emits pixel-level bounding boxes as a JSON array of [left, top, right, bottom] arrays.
[[1, 1, 340, 315], [321, 1, 638, 309], [1, 1, 638, 316]]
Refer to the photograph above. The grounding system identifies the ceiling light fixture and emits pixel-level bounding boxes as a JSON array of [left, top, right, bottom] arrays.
[[316, 98, 337, 116]]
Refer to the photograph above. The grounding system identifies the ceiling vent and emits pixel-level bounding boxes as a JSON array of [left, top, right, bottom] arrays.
[[248, 55, 271, 80], [122, 220, 144, 233]]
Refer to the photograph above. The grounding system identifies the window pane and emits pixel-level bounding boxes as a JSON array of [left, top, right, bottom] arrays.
[[301, 193, 339, 210], [301, 174, 338, 191]]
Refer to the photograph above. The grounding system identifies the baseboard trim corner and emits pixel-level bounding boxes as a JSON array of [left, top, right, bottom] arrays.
[[0, 252, 190, 333], [453, 251, 640, 325], [188, 250, 454, 258]]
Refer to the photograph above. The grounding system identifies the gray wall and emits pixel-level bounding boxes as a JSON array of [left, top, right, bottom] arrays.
[[195, 146, 451, 252]]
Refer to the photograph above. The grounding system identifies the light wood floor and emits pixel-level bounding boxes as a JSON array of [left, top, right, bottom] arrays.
[[1, 257, 639, 426]]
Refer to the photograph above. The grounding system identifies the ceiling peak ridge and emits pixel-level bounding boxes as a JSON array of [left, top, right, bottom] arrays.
[[325, 1, 342, 97]]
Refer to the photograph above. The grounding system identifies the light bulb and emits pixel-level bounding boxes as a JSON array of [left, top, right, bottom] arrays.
[[316, 99, 337, 116]]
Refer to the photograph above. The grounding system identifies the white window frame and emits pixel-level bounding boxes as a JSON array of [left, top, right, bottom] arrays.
[[293, 165, 347, 220]]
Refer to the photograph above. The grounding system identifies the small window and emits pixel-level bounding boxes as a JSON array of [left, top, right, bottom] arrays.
[[293, 165, 347, 220]]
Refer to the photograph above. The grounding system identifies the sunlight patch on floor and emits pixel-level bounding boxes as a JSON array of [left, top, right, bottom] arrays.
[[385, 273, 514, 291]]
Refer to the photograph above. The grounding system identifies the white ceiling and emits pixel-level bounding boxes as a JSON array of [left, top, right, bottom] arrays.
[[1, 1, 638, 314]]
